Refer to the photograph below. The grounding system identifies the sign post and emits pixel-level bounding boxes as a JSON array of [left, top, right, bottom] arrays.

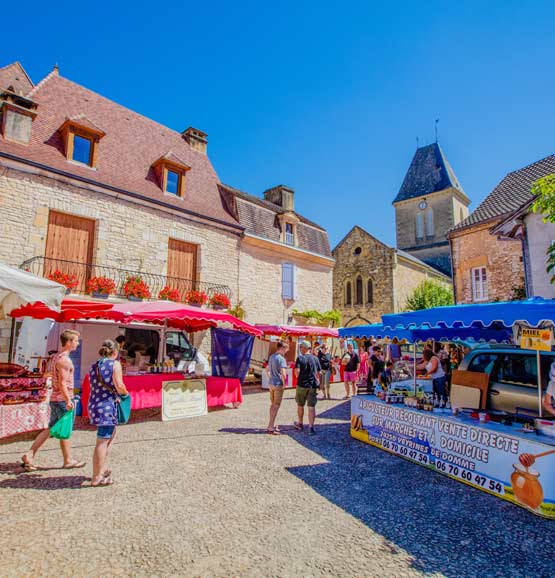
[[520, 328, 553, 418]]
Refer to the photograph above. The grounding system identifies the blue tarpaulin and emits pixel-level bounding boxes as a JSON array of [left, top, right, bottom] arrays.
[[211, 327, 254, 383], [382, 297, 555, 330]]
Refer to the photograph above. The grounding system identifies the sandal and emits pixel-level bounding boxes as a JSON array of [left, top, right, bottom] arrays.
[[91, 475, 113, 487], [266, 429, 281, 435], [293, 421, 303, 431], [63, 460, 86, 469], [21, 455, 37, 471]]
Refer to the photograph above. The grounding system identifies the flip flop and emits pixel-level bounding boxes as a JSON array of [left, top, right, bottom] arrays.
[[91, 475, 114, 487], [21, 455, 37, 471], [63, 460, 86, 469], [266, 429, 281, 435]]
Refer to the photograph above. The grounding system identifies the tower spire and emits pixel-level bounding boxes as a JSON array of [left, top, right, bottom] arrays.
[[435, 118, 439, 143]]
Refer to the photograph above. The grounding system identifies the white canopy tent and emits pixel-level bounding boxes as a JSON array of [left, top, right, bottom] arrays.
[[0, 263, 66, 318]]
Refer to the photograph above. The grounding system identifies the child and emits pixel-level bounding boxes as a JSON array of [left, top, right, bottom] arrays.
[[384, 361, 393, 389]]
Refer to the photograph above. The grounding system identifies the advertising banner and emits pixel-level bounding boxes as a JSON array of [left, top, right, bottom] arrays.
[[162, 378, 207, 421], [520, 328, 553, 352], [351, 397, 555, 518]]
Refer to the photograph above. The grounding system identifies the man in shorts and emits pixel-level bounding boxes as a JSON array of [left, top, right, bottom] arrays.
[[22, 329, 85, 470], [294, 341, 321, 435], [266, 341, 289, 434], [342, 343, 360, 399]]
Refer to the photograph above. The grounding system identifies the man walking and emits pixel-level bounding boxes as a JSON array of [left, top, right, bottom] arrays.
[[318, 344, 332, 400], [266, 341, 289, 435], [22, 329, 85, 470], [294, 341, 321, 435], [342, 343, 360, 399]]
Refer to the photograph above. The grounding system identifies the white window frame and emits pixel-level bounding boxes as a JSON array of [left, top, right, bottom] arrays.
[[282, 263, 296, 300], [415, 213, 424, 240], [471, 267, 488, 302], [284, 223, 295, 246]]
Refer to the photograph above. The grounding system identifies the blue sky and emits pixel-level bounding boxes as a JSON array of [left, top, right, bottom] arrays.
[[7, 1, 555, 248]]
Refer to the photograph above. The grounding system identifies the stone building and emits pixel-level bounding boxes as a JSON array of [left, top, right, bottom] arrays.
[[393, 143, 470, 276], [0, 61, 332, 356], [448, 155, 555, 303], [332, 226, 451, 326]]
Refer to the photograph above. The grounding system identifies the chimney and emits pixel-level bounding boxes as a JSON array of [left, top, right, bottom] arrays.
[[182, 127, 208, 154], [263, 185, 295, 211]]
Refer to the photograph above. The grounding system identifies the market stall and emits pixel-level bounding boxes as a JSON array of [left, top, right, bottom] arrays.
[[255, 324, 339, 388], [347, 298, 555, 519], [10, 299, 262, 422], [0, 264, 67, 438]]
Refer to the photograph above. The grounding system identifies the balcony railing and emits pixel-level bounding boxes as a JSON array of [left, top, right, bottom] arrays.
[[21, 257, 232, 301]]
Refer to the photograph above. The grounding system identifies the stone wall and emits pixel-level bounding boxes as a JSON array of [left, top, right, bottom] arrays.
[[393, 256, 452, 312], [450, 222, 525, 303], [238, 242, 333, 325], [523, 212, 555, 298], [0, 166, 242, 356], [332, 227, 395, 326]]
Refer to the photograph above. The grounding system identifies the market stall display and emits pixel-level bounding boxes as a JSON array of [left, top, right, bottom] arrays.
[[0, 366, 50, 438], [346, 298, 555, 518], [80, 373, 242, 416]]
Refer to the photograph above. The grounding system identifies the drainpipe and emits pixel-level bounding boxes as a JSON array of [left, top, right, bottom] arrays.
[[448, 236, 457, 303]]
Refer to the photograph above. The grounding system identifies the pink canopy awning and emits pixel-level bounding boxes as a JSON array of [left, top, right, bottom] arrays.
[[9, 298, 114, 322], [256, 324, 338, 338], [105, 301, 262, 336]]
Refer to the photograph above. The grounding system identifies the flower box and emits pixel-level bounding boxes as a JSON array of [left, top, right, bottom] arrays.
[[127, 295, 143, 302], [87, 276, 116, 297], [185, 290, 208, 307], [209, 293, 231, 310], [123, 276, 151, 300], [92, 292, 109, 299]]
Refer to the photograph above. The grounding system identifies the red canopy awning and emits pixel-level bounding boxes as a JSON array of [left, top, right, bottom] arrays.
[[105, 301, 262, 336], [256, 324, 338, 338], [9, 298, 114, 322]]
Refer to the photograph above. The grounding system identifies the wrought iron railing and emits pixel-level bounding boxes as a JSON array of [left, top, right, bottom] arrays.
[[20, 257, 232, 301]]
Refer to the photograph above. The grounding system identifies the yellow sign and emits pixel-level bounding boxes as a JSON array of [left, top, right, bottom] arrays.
[[162, 379, 207, 421], [520, 328, 553, 352]]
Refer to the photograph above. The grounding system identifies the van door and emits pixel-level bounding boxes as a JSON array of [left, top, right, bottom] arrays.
[[488, 352, 548, 414]]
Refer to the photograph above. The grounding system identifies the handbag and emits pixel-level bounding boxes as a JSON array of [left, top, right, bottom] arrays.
[[95, 363, 132, 424], [50, 409, 74, 439]]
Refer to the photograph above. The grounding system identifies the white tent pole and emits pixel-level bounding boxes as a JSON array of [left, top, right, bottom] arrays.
[[537, 350, 543, 418]]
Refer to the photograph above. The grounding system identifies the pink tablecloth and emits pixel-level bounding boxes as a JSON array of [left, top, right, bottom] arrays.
[[0, 401, 50, 438], [80, 373, 242, 418]]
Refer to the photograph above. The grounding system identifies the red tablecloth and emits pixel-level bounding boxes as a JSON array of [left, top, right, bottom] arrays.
[[80, 373, 242, 417], [0, 401, 50, 438]]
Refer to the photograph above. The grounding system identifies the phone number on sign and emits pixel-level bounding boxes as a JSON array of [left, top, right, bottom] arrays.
[[434, 460, 505, 495], [380, 438, 430, 465]]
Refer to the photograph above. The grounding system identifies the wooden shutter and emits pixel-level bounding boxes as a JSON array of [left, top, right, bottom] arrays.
[[167, 239, 198, 297], [45, 211, 95, 292]]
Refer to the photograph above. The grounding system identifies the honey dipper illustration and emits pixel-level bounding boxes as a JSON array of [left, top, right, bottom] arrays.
[[519, 449, 555, 468]]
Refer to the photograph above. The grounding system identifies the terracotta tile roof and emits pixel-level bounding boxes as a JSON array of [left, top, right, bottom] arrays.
[[0, 62, 34, 95], [0, 69, 241, 230], [449, 154, 555, 234], [394, 143, 467, 204], [219, 183, 332, 258]]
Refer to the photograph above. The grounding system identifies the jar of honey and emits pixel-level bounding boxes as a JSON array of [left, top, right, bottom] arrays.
[[510, 463, 544, 510]]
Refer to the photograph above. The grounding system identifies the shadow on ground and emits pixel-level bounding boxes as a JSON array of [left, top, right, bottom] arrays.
[[281, 400, 555, 578]]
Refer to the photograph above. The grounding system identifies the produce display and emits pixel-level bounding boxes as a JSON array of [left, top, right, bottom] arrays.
[[0, 376, 48, 405]]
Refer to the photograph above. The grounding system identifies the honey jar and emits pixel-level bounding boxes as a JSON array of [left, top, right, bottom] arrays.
[[510, 463, 544, 510]]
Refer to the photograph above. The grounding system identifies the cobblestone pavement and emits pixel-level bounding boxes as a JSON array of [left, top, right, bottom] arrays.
[[1, 383, 554, 578]]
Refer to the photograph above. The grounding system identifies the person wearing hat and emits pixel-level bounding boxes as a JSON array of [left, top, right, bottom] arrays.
[[294, 340, 321, 435]]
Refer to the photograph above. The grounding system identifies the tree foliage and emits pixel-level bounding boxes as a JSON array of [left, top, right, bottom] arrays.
[[404, 279, 454, 311], [531, 174, 555, 284]]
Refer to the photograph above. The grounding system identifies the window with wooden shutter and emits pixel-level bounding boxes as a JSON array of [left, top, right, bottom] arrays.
[[44, 211, 96, 292], [167, 239, 198, 298], [471, 267, 488, 302], [282, 263, 295, 300]]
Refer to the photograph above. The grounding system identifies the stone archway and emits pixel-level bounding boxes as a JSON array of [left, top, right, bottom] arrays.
[[344, 315, 372, 327]]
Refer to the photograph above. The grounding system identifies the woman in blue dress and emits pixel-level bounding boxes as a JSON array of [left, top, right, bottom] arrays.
[[88, 339, 129, 487]]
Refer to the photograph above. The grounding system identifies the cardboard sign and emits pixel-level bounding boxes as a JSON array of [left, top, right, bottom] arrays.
[[520, 328, 552, 352], [161, 378, 207, 421]]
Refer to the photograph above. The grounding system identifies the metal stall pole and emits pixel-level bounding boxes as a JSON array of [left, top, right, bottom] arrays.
[[413, 342, 417, 397]]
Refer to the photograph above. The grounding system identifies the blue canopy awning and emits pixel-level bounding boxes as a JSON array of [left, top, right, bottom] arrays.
[[382, 297, 555, 331], [339, 324, 511, 343]]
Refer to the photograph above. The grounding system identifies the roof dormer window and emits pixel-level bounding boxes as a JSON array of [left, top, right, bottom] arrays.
[[59, 116, 105, 168], [152, 152, 191, 198]]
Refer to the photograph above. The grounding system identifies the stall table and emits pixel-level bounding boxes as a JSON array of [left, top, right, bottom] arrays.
[[0, 401, 50, 438], [80, 373, 242, 417], [351, 395, 555, 519]]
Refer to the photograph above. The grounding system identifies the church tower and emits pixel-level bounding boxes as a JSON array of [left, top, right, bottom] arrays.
[[393, 143, 470, 276]]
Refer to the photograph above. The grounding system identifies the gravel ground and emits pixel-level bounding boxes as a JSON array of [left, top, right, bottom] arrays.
[[1, 383, 554, 578]]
